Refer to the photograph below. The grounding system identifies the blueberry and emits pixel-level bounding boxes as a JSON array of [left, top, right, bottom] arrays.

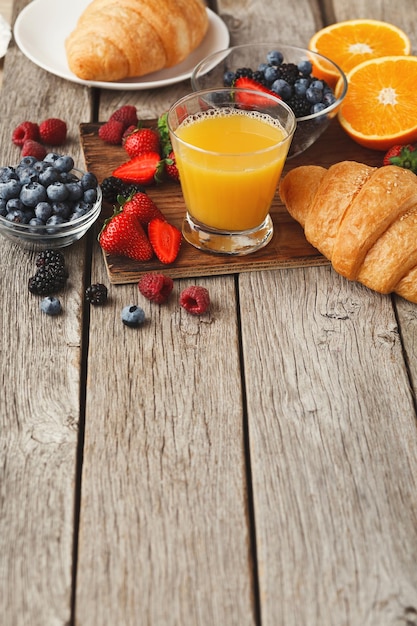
[[81, 172, 98, 190], [294, 78, 310, 96], [65, 181, 84, 201], [29, 217, 45, 227], [6, 209, 28, 223], [17, 167, 39, 185], [46, 181, 69, 202], [322, 91, 337, 106], [51, 201, 71, 219], [311, 80, 324, 91], [223, 70, 235, 86], [264, 65, 279, 83], [83, 188, 97, 204], [121, 305, 145, 327], [39, 167, 60, 187], [40, 296, 62, 316], [298, 59, 312, 76], [306, 86, 323, 104], [33, 160, 50, 173], [72, 200, 91, 215], [311, 102, 327, 114], [18, 156, 38, 168], [6, 197, 24, 212], [257, 62, 269, 73], [266, 50, 283, 66], [271, 78, 292, 100], [43, 152, 61, 165], [0, 179, 22, 200], [0, 166, 18, 183], [35, 201, 53, 222], [20, 181, 47, 207], [54, 155, 74, 173], [46, 214, 65, 226]]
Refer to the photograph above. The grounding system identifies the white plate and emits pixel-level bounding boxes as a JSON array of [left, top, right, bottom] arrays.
[[13, 0, 229, 90]]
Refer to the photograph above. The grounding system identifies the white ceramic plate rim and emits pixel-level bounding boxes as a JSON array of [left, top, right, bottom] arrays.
[[13, 0, 230, 90]]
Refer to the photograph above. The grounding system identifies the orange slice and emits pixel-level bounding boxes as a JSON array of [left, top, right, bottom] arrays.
[[309, 19, 411, 86], [336, 56, 417, 151]]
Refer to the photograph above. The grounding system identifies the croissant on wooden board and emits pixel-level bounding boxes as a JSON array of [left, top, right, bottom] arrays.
[[279, 161, 417, 303], [65, 0, 209, 82]]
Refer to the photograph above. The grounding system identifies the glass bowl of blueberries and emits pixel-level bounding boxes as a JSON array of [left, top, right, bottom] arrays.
[[0, 152, 102, 250], [191, 43, 348, 158]]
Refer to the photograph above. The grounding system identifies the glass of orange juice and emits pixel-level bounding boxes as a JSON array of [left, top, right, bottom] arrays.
[[167, 87, 296, 255]]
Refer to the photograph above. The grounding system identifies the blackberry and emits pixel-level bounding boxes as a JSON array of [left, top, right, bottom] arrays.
[[35, 248, 65, 268], [276, 63, 300, 85], [251, 70, 267, 85], [101, 176, 145, 203], [287, 94, 313, 118], [28, 265, 68, 295], [85, 283, 108, 305], [234, 67, 253, 80]]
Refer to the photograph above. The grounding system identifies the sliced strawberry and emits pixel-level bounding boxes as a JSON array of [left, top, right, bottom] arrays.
[[234, 76, 280, 107], [99, 206, 154, 261], [148, 218, 182, 264], [112, 152, 165, 185]]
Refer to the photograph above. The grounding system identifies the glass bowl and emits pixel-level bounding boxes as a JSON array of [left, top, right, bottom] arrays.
[[191, 43, 348, 158], [0, 167, 102, 251]]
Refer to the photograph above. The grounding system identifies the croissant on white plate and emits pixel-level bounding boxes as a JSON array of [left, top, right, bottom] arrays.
[[279, 161, 417, 303], [65, 0, 209, 82]]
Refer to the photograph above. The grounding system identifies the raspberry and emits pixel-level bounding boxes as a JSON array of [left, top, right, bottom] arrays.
[[138, 272, 174, 304], [21, 139, 47, 160], [179, 285, 210, 315], [98, 119, 125, 145], [39, 118, 67, 145], [109, 105, 138, 129], [12, 121, 40, 146]]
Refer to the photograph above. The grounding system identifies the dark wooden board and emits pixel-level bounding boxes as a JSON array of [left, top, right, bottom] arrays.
[[80, 121, 383, 284]]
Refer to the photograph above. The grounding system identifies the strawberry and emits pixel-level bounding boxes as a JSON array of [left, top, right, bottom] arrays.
[[39, 118, 67, 145], [122, 124, 138, 142], [21, 139, 47, 160], [12, 121, 40, 146], [112, 152, 165, 185], [121, 191, 165, 225], [109, 105, 138, 129], [179, 286, 210, 315], [99, 119, 125, 145], [99, 206, 154, 261], [382, 144, 417, 173], [123, 128, 160, 158], [148, 217, 182, 264], [138, 272, 174, 303], [165, 150, 179, 182], [234, 76, 280, 106]]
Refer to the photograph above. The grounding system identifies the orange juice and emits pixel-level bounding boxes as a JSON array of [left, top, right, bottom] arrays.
[[173, 109, 288, 231]]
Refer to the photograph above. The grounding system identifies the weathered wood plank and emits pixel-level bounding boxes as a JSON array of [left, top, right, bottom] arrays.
[[0, 1, 93, 624]]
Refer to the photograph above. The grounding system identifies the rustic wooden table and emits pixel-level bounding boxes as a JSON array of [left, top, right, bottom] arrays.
[[2, 1, 417, 625]]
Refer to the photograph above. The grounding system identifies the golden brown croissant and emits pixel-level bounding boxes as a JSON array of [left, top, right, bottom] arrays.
[[65, 0, 209, 82], [279, 161, 417, 303]]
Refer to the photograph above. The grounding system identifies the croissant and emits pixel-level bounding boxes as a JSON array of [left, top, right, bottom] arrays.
[[65, 0, 209, 82], [279, 161, 417, 303]]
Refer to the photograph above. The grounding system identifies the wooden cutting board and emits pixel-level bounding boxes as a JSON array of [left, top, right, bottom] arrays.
[[80, 121, 382, 284]]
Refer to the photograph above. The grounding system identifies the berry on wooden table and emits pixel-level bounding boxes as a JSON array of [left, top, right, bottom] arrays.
[[148, 217, 182, 264], [109, 105, 138, 129], [165, 150, 179, 182], [99, 206, 154, 262], [21, 139, 47, 160], [112, 152, 165, 185], [100, 176, 146, 204], [382, 144, 417, 173], [121, 192, 165, 226], [121, 305, 146, 327], [99, 119, 125, 145], [39, 118, 67, 145], [12, 121, 40, 146], [179, 286, 210, 315], [123, 128, 160, 158], [40, 296, 62, 316], [138, 272, 174, 304], [85, 283, 108, 305]]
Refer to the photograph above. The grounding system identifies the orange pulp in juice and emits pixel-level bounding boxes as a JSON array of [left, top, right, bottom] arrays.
[[174, 109, 288, 231]]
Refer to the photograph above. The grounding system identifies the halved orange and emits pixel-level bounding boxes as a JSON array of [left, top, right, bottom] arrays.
[[309, 19, 410, 86], [336, 56, 417, 151]]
